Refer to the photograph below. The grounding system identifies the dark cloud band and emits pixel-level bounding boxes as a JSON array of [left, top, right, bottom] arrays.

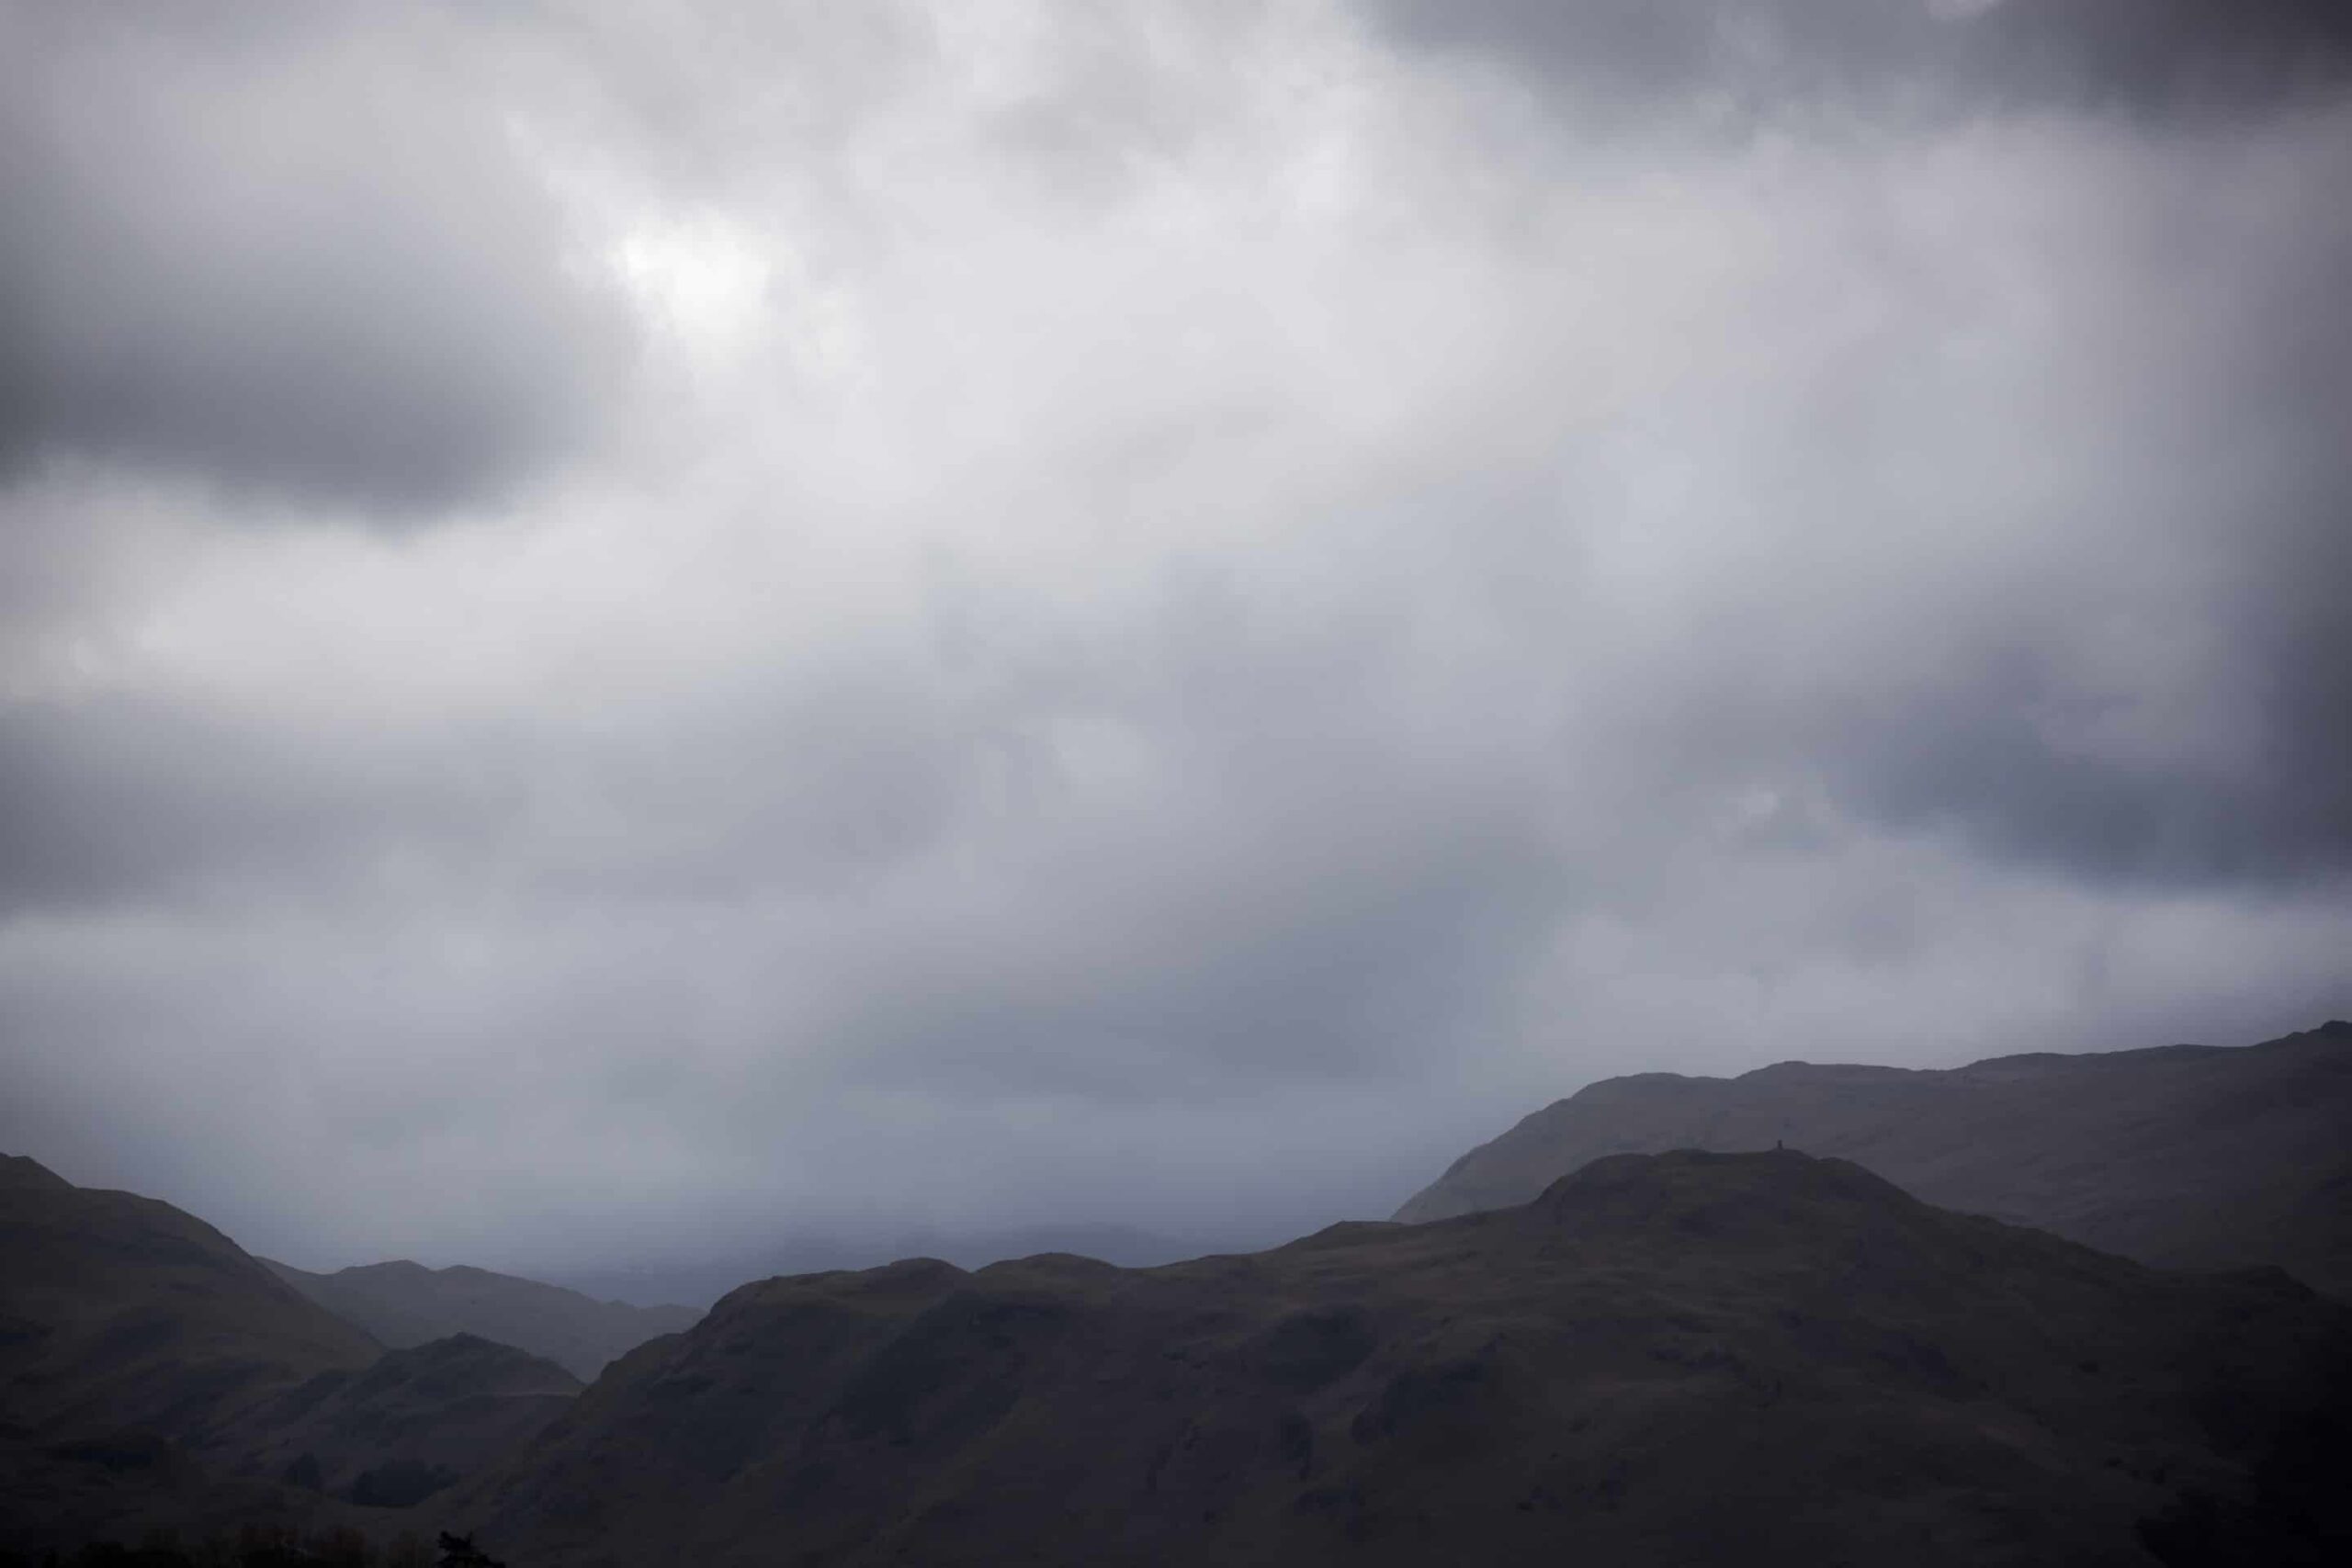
[[0, 3, 632, 516], [1364, 0, 2352, 126]]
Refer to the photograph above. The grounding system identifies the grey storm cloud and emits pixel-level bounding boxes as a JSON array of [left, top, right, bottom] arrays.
[[1807, 136, 2352, 887], [1645, 191, 2352, 894], [1348, 0, 2352, 889], [0, 1, 633, 515], [1364, 0, 2352, 124], [0, 1, 2346, 1276], [1810, 513, 2352, 888]]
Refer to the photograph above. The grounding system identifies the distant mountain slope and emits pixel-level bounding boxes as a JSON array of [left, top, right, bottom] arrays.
[[1395, 1021, 2352, 1295], [262, 1258, 699, 1380], [448, 1150, 2352, 1566]]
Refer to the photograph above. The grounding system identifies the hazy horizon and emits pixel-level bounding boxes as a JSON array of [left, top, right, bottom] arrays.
[[5, 1, 2348, 1282]]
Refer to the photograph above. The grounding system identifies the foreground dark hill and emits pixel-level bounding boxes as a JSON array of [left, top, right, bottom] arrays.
[[0, 1157, 581, 1551], [263, 1258, 699, 1380], [450, 1150, 2352, 1567], [1396, 1021, 2352, 1295], [222, 1334, 581, 1508]]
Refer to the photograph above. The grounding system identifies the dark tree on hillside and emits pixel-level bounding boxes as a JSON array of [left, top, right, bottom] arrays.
[[434, 1534, 505, 1568]]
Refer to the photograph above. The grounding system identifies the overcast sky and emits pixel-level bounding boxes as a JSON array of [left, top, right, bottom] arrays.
[[3, 0, 2347, 1280]]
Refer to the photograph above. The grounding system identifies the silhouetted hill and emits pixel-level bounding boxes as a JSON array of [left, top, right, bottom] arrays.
[[262, 1258, 699, 1380], [0, 1158, 582, 1553], [447, 1150, 2352, 1566], [0, 1156, 381, 1440], [1396, 1022, 2352, 1296], [0, 1153, 73, 1192], [1, 1155, 383, 1548]]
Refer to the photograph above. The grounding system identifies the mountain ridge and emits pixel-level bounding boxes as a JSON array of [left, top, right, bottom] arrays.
[[444, 1148, 2352, 1566], [261, 1257, 699, 1381], [1394, 1021, 2352, 1296]]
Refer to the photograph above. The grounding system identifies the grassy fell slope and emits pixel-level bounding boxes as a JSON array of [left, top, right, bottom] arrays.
[[448, 1150, 2352, 1567], [220, 1333, 581, 1508]]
